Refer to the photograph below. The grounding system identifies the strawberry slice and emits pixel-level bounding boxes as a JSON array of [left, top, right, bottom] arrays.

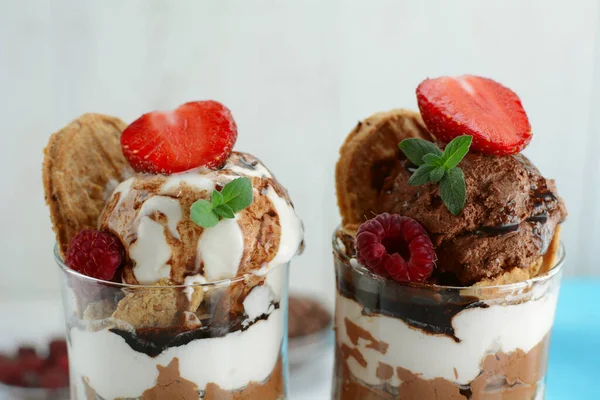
[[121, 101, 237, 174], [416, 75, 532, 155]]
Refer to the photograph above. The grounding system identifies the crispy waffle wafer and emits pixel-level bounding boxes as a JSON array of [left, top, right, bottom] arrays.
[[335, 109, 433, 227], [112, 279, 204, 329], [474, 226, 562, 287], [43, 113, 133, 257], [538, 224, 562, 276], [474, 258, 543, 287]]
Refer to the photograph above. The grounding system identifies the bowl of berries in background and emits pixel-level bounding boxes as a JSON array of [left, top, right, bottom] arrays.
[[0, 298, 69, 399]]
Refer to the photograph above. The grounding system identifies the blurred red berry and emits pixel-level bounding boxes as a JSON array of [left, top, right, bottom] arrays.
[[17, 349, 44, 373], [0, 356, 20, 385], [49, 340, 67, 360], [55, 354, 69, 375], [39, 367, 68, 389]]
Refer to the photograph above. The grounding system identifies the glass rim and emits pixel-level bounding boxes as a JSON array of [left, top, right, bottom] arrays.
[[332, 226, 565, 291], [53, 243, 278, 289]]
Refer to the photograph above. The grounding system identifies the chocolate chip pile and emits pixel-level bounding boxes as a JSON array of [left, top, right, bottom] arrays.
[[288, 295, 332, 339]]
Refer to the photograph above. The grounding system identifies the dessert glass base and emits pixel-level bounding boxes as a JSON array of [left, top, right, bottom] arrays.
[[56, 246, 288, 400], [0, 384, 69, 400], [332, 230, 564, 400]]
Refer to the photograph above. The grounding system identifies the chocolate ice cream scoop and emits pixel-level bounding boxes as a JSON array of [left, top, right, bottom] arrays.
[[335, 109, 566, 285], [378, 152, 567, 284]]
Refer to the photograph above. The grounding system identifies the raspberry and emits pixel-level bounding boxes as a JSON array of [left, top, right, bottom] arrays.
[[66, 230, 124, 281], [355, 213, 436, 282]]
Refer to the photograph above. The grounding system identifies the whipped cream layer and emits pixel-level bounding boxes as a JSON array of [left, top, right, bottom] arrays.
[[335, 282, 559, 386], [100, 152, 303, 285], [71, 308, 283, 399]]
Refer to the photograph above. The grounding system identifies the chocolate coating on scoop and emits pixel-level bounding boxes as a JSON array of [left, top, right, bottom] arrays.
[[379, 153, 567, 284]]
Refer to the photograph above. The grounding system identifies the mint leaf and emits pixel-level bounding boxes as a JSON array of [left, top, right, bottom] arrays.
[[430, 166, 446, 183], [221, 177, 253, 212], [440, 167, 466, 216], [191, 177, 254, 229], [211, 190, 224, 207], [398, 136, 470, 215], [214, 204, 235, 219], [441, 135, 472, 170], [408, 165, 435, 186], [399, 138, 443, 166], [190, 199, 219, 228], [422, 153, 443, 167]]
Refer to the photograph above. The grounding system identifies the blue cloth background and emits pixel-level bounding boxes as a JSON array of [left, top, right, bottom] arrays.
[[547, 278, 600, 399]]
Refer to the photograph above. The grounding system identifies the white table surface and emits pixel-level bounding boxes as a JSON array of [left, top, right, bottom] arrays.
[[289, 346, 334, 400]]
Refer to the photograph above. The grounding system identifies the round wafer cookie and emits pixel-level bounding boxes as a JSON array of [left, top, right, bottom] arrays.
[[43, 113, 134, 257], [335, 109, 434, 227]]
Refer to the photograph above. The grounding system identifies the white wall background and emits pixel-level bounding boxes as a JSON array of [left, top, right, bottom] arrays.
[[1, 0, 598, 307]]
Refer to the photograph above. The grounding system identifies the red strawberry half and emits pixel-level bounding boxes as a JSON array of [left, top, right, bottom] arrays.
[[416, 75, 532, 155], [121, 100, 237, 174]]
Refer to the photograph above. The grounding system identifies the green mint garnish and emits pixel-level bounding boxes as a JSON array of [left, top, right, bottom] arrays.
[[190, 199, 219, 228], [190, 177, 254, 228], [440, 167, 466, 216], [398, 139, 442, 165], [399, 135, 472, 216]]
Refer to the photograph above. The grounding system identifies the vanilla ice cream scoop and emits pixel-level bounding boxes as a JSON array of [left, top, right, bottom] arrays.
[[100, 152, 303, 285]]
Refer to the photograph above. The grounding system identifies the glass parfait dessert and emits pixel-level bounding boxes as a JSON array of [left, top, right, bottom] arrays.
[[43, 102, 303, 399], [333, 76, 566, 399]]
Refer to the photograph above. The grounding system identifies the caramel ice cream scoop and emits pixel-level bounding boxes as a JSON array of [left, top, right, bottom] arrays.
[[100, 152, 304, 285]]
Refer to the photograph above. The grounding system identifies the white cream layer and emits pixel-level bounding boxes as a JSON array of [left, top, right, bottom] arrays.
[[265, 186, 304, 267], [71, 309, 283, 400], [336, 286, 559, 386], [197, 217, 245, 281]]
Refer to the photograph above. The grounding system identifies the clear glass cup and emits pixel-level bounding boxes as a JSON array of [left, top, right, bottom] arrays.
[[332, 228, 564, 400], [55, 246, 289, 400]]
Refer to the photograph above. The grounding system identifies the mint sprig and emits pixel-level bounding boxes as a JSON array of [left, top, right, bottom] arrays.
[[190, 177, 254, 228], [399, 135, 472, 216]]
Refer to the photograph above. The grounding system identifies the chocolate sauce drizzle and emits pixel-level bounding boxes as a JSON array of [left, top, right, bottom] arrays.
[[474, 212, 550, 237], [335, 253, 487, 343], [237, 154, 259, 170], [474, 156, 560, 254], [110, 303, 280, 357]]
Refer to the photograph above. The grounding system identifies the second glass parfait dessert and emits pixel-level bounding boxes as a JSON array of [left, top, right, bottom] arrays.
[[43, 103, 303, 399], [333, 76, 567, 399]]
